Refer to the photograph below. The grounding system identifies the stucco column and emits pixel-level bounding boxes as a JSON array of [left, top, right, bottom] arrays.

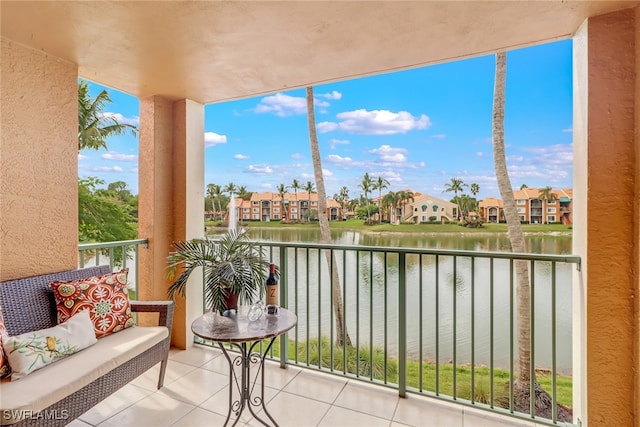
[[573, 9, 638, 426], [138, 97, 204, 348], [0, 37, 78, 280]]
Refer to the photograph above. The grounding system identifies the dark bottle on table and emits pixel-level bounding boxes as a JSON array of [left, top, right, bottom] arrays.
[[266, 263, 279, 315]]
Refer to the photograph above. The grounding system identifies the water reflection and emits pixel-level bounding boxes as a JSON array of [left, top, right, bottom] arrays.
[[209, 227, 574, 373]]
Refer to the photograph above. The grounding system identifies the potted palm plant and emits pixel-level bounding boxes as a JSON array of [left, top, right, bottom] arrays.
[[167, 229, 271, 315]]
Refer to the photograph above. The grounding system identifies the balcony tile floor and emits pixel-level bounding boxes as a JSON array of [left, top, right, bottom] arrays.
[[68, 345, 551, 427]]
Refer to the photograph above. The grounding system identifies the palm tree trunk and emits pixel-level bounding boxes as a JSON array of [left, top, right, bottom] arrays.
[[306, 87, 352, 347], [492, 51, 569, 421]]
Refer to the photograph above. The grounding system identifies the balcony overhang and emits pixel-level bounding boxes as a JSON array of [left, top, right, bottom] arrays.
[[1, 1, 637, 104]]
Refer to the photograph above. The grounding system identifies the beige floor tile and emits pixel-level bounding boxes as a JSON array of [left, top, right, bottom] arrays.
[[130, 360, 198, 391], [255, 391, 331, 427], [171, 407, 229, 426], [79, 383, 153, 425], [463, 409, 537, 427], [283, 369, 347, 404], [199, 384, 280, 424], [261, 360, 302, 389], [333, 381, 399, 420], [97, 392, 194, 427], [200, 351, 232, 375], [318, 405, 391, 427], [169, 345, 220, 367], [65, 419, 91, 427], [390, 422, 413, 427], [393, 395, 463, 427], [159, 367, 228, 406]]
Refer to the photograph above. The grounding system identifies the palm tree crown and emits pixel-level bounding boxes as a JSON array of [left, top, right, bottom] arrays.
[[78, 80, 138, 151]]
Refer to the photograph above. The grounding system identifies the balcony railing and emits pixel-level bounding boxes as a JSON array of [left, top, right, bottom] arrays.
[[199, 240, 580, 426], [78, 238, 580, 426], [78, 239, 148, 298]]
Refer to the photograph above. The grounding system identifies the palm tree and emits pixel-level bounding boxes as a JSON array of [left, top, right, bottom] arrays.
[[469, 183, 481, 214], [444, 178, 467, 219], [538, 186, 557, 224], [333, 186, 349, 218], [306, 86, 351, 347], [520, 184, 529, 190], [470, 183, 480, 198], [78, 79, 137, 151], [372, 176, 390, 223], [304, 181, 315, 194], [538, 186, 556, 203], [236, 185, 249, 200], [223, 182, 238, 221], [206, 183, 222, 220], [276, 183, 288, 220], [359, 173, 374, 224], [291, 179, 301, 221], [492, 52, 566, 420], [382, 191, 400, 224], [396, 190, 414, 222]]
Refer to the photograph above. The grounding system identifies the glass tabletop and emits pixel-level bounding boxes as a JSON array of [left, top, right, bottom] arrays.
[[191, 307, 297, 343]]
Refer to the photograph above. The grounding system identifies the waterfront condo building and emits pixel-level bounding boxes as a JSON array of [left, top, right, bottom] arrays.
[[228, 192, 342, 222], [479, 188, 573, 225]]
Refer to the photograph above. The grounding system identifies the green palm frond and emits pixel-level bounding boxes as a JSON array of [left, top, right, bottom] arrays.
[[166, 230, 272, 313]]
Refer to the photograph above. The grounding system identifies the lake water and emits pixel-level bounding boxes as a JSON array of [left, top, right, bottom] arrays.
[[210, 228, 574, 374]]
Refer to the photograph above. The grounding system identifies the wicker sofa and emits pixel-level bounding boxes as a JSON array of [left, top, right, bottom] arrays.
[[0, 265, 174, 426]]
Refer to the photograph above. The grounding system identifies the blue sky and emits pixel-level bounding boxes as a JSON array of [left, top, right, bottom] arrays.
[[79, 39, 573, 201]]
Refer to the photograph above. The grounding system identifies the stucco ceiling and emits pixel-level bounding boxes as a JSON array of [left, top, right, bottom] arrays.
[[2, 1, 638, 104]]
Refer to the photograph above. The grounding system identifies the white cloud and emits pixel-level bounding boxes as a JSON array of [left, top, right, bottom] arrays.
[[476, 152, 484, 157], [246, 164, 273, 174], [377, 170, 402, 183], [369, 145, 408, 163], [78, 154, 88, 161], [91, 166, 124, 173], [101, 151, 137, 162], [234, 154, 249, 160], [322, 168, 334, 177], [99, 112, 139, 126], [430, 134, 447, 139], [562, 127, 573, 133], [317, 122, 339, 133], [328, 139, 349, 149], [318, 109, 431, 135], [318, 91, 342, 100], [255, 93, 307, 117], [506, 144, 573, 184], [314, 99, 330, 108], [291, 153, 304, 160], [205, 132, 227, 147], [326, 154, 353, 165]]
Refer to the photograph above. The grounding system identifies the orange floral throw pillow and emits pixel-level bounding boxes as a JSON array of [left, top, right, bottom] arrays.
[[49, 269, 135, 339], [0, 306, 11, 379]]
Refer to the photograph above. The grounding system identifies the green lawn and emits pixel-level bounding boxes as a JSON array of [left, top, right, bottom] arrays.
[[206, 219, 572, 235], [264, 337, 573, 408]]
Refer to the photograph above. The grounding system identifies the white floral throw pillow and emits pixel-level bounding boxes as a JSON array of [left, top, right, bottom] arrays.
[[2, 310, 97, 380]]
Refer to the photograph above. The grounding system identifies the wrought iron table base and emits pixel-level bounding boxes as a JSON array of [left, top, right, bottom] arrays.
[[217, 337, 279, 427]]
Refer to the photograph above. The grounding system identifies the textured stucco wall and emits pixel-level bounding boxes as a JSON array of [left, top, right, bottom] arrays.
[[138, 96, 175, 314], [574, 9, 637, 426], [137, 97, 204, 348], [0, 37, 78, 280], [635, 7, 640, 427]]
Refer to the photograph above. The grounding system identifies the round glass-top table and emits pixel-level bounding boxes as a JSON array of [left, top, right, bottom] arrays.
[[191, 308, 297, 426]]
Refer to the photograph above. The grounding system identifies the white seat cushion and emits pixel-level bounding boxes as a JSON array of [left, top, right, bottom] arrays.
[[0, 326, 168, 424]]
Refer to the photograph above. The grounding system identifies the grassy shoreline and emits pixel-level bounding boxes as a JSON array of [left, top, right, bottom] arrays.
[[269, 337, 572, 408], [206, 219, 572, 236]]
